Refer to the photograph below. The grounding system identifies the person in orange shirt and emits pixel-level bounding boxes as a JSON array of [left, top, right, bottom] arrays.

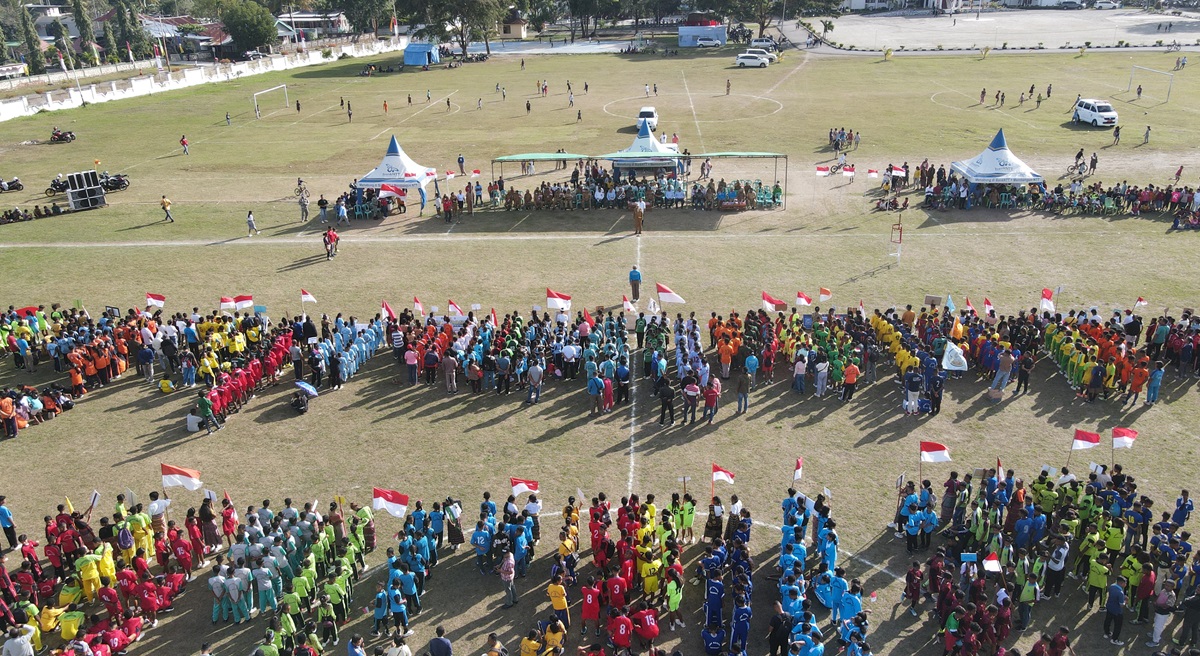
[[1123, 362, 1150, 407], [840, 360, 860, 402], [0, 394, 16, 438], [717, 338, 735, 379]]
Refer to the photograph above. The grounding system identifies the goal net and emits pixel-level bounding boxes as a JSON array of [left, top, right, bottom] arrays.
[[252, 84, 289, 119], [1126, 66, 1174, 103]]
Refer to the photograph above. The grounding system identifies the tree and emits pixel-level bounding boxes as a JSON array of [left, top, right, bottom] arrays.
[[102, 19, 118, 61], [0, 24, 10, 64], [526, 0, 561, 31], [221, 0, 277, 52], [19, 7, 44, 74], [73, 0, 97, 61], [820, 18, 834, 37], [49, 18, 74, 68], [448, 0, 504, 58], [126, 5, 152, 58], [321, 0, 391, 34]]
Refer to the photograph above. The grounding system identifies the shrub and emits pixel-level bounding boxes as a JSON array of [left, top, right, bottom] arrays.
[[321, 48, 333, 59]]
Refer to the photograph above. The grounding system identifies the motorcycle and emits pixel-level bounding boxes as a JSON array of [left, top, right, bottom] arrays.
[[0, 177, 23, 193], [100, 172, 130, 192], [45, 177, 69, 196], [48, 130, 76, 143]]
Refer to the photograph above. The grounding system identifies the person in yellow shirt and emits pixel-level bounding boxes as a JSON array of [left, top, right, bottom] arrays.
[[519, 630, 542, 656], [58, 578, 83, 607], [37, 604, 65, 635], [59, 605, 86, 641], [546, 575, 570, 628], [74, 553, 102, 601], [541, 619, 565, 655], [557, 532, 574, 559]]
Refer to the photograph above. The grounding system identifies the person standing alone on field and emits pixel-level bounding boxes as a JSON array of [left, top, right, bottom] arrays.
[[179, 135, 189, 155], [246, 211, 261, 236], [629, 266, 641, 301], [1112, 125, 1121, 145], [1144, 125, 1151, 144], [161, 195, 174, 223]]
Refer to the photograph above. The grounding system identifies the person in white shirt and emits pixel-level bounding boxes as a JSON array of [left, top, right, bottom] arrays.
[[3, 625, 37, 656], [208, 568, 229, 622]]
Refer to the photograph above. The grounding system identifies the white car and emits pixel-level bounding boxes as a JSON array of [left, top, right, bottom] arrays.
[[637, 107, 659, 131], [735, 53, 769, 68], [743, 48, 778, 62], [695, 36, 721, 47], [750, 37, 777, 50], [1073, 98, 1118, 127], [1094, 0, 1120, 7]]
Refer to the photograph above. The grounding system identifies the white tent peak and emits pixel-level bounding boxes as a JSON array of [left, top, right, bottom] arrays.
[[950, 129, 1043, 185], [624, 119, 678, 154], [359, 135, 436, 189]]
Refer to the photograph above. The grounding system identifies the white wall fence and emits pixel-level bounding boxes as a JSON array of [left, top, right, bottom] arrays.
[[0, 36, 407, 123]]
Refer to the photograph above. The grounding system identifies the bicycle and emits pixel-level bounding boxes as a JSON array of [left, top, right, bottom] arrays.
[[1066, 161, 1087, 176], [293, 178, 308, 198], [1167, 42, 1181, 52]]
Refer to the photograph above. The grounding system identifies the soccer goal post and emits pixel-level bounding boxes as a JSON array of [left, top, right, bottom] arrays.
[[1126, 66, 1173, 102], [252, 84, 289, 119]]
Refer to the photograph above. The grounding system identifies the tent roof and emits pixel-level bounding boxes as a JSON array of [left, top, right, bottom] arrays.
[[949, 129, 1043, 185], [358, 135, 435, 188], [493, 153, 590, 162]]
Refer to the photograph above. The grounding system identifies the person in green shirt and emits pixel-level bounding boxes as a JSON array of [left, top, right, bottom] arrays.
[[315, 598, 338, 645], [196, 391, 221, 434], [323, 574, 346, 623], [58, 578, 83, 607], [1016, 577, 1039, 631], [59, 605, 86, 641], [1086, 554, 1111, 610]]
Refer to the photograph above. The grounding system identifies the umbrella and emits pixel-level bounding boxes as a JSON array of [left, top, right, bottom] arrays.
[[295, 381, 319, 398]]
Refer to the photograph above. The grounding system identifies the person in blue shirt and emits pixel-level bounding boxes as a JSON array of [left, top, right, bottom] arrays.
[[827, 568, 849, 623], [904, 504, 922, 555], [629, 266, 642, 301], [387, 580, 411, 635], [744, 353, 759, 389], [397, 563, 420, 613], [429, 503, 445, 550], [1013, 509, 1033, 551], [891, 482, 919, 538], [919, 507, 939, 551], [1175, 491, 1194, 527], [701, 624, 726, 656], [481, 492, 496, 517], [1029, 507, 1047, 545], [371, 582, 390, 637], [704, 569, 724, 627], [1146, 360, 1165, 404], [0, 496, 15, 550], [779, 544, 800, 577], [780, 578, 802, 616], [730, 596, 752, 655], [470, 521, 493, 574]]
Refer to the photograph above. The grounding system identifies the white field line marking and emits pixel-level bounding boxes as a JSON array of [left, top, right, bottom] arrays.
[[372, 89, 459, 140], [764, 54, 810, 97], [0, 228, 1130, 250], [680, 71, 707, 153], [508, 213, 530, 231], [628, 235, 641, 495]]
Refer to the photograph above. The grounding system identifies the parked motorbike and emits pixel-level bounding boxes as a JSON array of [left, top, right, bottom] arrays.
[[45, 177, 69, 196], [48, 130, 76, 143], [0, 177, 23, 192], [100, 172, 130, 192]]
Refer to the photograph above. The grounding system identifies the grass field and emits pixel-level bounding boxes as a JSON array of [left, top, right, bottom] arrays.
[[0, 44, 1198, 656]]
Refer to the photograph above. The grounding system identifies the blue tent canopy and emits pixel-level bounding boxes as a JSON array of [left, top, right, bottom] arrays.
[[403, 43, 440, 67]]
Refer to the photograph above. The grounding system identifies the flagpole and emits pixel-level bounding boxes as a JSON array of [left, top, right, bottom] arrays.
[[710, 462, 715, 505], [1065, 446, 1073, 469]]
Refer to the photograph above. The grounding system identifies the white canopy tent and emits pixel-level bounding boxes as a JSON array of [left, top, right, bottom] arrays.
[[358, 136, 438, 208], [604, 119, 681, 170], [950, 129, 1043, 185]]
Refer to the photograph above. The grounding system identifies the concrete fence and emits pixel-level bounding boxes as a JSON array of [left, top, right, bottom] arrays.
[[0, 36, 408, 123]]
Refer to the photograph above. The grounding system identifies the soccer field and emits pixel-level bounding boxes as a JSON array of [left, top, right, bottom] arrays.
[[0, 44, 1198, 656]]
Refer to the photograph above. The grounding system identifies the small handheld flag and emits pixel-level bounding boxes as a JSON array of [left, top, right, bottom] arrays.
[[793, 458, 803, 482], [161, 463, 204, 491], [796, 292, 813, 307], [145, 293, 166, 308], [511, 477, 539, 496], [1040, 288, 1056, 313], [818, 288, 833, 302], [1071, 429, 1100, 450], [712, 463, 735, 485], [1112, 427, 1138, 449], [300, 289, 317, 304], [919, 441, 952, 463], [372, 488, 409, 518]]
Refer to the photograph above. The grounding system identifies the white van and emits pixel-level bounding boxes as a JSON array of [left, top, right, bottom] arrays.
[[637, 107, 659, 131], [735, 53, 770, 68], [1073, 98, 1118, 127], [743, 48, 778, 62], [750, 37, 777, 50]]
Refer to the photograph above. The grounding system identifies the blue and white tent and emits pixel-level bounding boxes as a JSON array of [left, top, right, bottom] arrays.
[[950, 129, 1043, 185], [358, 136, 437, 207]]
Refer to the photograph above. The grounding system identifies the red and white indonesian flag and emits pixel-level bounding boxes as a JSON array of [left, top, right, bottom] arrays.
[[793, 457, 804, 482], [867, 169, 879, 178], [380, 183, 406, 198], [842, 165, 856, 177], [623, 296, 636, 313], [796, 292, 813, 307], [445, 171, 456, 179], [372, 488, 409, 518], [712, 463, 735, 485], [413, 297, 424, 318], [1135, 297, 1148, 308], [1040, 288, 1055, 313], [583, 308, 596, 326], [301, 289, 317, 304], [145, 293, 166, 308], [382, 300, 397, 321], [546, 288, 572, 310], [984, 298, 995, 315], [815, 166, 830, 177], [448, 299, 464, 316], [490, 308, 499, 328], [1072, 429, 1100, 450], [1112, 427, 1138, 449], [964, 297, 976, 315], [818, 288, 833, 302], [919, 441, 952, 463], [233, 294, 254, 310], [471, 169, 481, 177], [983, 552, 1002, 573], [219, 297, 235, 311], [161, 463, 203, 491], [511, 477, 539, 496], [656, 283, 686, 304], [762, 291, 786, 312], [859, 299, 866, 315]]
